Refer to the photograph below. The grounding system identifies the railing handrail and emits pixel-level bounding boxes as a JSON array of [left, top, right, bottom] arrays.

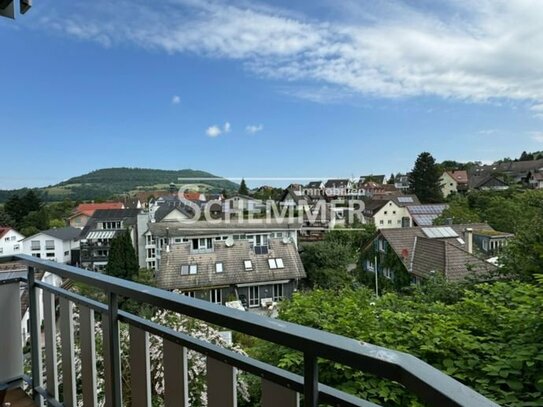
[[0, 254, 499, 407]]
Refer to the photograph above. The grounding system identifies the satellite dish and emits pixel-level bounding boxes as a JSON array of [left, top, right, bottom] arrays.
[[225, 237, 234, 247], [282, 236, 290, 244]]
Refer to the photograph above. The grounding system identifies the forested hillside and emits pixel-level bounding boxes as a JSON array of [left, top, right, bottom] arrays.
[[0, 167, 239, 202]]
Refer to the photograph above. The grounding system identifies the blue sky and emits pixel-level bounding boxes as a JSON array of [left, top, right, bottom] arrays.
[[1, 0, 543, 189]]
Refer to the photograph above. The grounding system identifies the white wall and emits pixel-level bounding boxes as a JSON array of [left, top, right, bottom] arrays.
[[22, 234, 79, 263], [440, 172, 457, 198], [374, 201, 411, 229], [0, 229, 25, 256]]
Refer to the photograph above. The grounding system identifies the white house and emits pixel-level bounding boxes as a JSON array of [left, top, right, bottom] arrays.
[[363, 195, 421, 229], [22, 226, 81, 263], [224, 194, 264, 214], [0, 227, 25, 256]]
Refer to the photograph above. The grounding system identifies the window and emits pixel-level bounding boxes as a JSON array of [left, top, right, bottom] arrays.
[[46, 252, 55, 258], [384, 211, 388, 215], [45, 240, 55, 250], [268, 258, 284, 269], [215, 262, 224, 273], [273, 284, 284, 301], [248, 286, 259, 307], [379, 220, 384, 225], [4, 237, 9, 242], [0, 248, 3, 254], [32, 253, 41, 258], [14, 244, 20, 251], [244, 260, 253, 271], [189, 264, 198, 275], [174, 238, 182, 243], [182, 291, 195, 298], [31, 240, 40, 250], [147, 248, 156, 258], [64, 250, 69, 256], [210, 289, 222, 304], [192, 238, 213, 251], [181, 265, 189, 275], [393, 211, 396, 215], [388, 220, 392, 225]]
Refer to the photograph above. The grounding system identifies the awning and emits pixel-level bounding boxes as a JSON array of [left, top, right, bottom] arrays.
[[86, 231, 116, 239]]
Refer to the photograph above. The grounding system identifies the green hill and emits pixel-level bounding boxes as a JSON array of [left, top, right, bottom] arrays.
[[0, 167, 239, 202]]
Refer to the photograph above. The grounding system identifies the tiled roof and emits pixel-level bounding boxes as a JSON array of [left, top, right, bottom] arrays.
[[156, 238, 306, 290], [411, 237, 496, 281], [370, 223, 498, 281], [23, 226, 81, 241], [324, 179, 350, 188], [447, 170, 469, 184]]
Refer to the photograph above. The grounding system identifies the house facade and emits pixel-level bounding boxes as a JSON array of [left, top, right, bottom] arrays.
[[69, 202, 125, 229], [361, 224, 499, 285], [80, 209, 141, 271], [440, 170, 468, 197], [22, 227, 81, 263], [0, 227, 25, 256], [363, 195, 421, 229]]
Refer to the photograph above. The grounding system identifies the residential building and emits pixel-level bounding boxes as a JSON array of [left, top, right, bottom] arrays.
[[359, 174, 386, 185], [394, 173, 410, 192], [224, 193, 264, 214], [68, 202, 125, 229], [361, 224, 499, 284], [470, 158, 543, 185], [528, 172, 543, 189], [142, 220, 301, 272], [469, 175, 509, 191], [440, 170, 469, 197], [0, 227, 24, 256], [154, 221, 305, 309], [323, 179, 356, 198], [473, 229, 514, 256], [22, 227, 81, 263], [79, 208, 141, 271], [363, 195, 421, 229]]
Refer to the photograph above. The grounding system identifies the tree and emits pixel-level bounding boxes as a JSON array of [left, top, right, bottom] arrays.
[[300, 241, 356, 289], [5, 194, 25, 225], [105, 230, 139, 281], [238, 178, 249, 196], [0, 209, 15, 227], [49, 219, 66, 229], [387, 173, 395, 184], [409, 152, 444, 203], [253, 281, 543, 406], [434, 196, 481, 225]]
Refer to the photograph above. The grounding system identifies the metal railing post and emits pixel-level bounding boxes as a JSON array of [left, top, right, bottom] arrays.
[[107, 292, 122, 406], [303, 353, 318, 407], [28, 267, 43, 406]]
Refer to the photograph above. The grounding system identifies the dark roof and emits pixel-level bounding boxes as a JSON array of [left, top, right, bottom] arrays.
[[156, 238, 305, 290], [89, 208, 141, 220], [25, 226, 81, 241], [471, 158, 543, 178], [154, 204, 194, 222], [469, 175, 508, 189], [305, 181, 323, 188], [324, 179, 350, 188], [407, 204, 449, 226]]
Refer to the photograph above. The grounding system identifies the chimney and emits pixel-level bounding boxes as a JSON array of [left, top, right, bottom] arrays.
[[464, 228, 473, 254]]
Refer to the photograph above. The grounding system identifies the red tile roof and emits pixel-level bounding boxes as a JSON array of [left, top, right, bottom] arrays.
[[448, 170, 469, 184], [72, 202, 124, 217]]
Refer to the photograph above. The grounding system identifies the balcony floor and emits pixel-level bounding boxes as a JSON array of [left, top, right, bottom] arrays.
[[2, 388, 35, 407]]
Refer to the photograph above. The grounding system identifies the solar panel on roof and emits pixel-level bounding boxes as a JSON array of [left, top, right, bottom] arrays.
[[398, 197, 414, 203], [421, 226, 458, 239]]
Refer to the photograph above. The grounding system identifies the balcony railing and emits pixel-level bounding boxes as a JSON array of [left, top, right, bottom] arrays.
[[0, 254, 499, 407]]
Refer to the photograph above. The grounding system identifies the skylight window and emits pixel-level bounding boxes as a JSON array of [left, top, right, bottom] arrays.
[[189, 264, 198, 274], [244, 260, 253, 271], [215, 262, 224, 273], [268, 259, 277, 269], [275, 258, 284, 268]]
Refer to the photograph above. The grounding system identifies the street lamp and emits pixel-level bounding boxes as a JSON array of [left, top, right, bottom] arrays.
[[0, 0, 31, 19]]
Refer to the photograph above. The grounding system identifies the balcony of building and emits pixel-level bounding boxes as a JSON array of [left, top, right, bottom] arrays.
[[0, 254, 499, 407]]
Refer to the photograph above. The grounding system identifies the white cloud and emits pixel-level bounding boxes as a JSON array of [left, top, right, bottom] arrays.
[[530, 132, 543, 143], [206, 121, 231, 137], [246, 124, 263, 134], [530, 104, 543, 118], [172, 95, 181, 104], [41, 0, 543, 108], [206, 125, 222, 137]]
